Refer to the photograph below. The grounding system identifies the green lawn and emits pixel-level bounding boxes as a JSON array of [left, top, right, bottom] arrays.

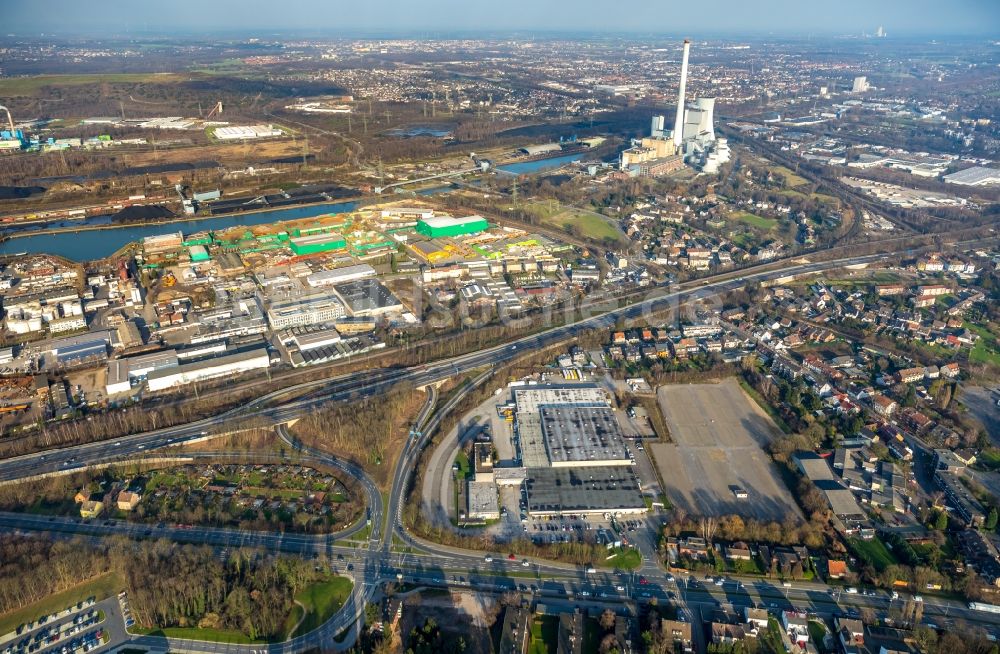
[[769, 165, 809, 188], [288, 577, 354, 638], [968, 323, 1000, 367], [0, 73, 182, 95], [731, 211, 778, 230], [849, 537, 897, 572], [808, 621, 829, 653], [132, 627, 265, 644], [604, 547, 642, 570], [523, 202, 622, 242], [454, 449, 471, 480], [0, 571, 124, 637], [528, 615, 559, 654], [976, 448, 1000, 471]]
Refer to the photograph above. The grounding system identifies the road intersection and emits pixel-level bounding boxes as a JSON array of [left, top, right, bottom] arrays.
[[2, 242, 997, 651]]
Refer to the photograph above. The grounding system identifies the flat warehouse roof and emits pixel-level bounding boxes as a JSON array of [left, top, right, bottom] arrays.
[[512, 385, 608, 413], [518, 413, 550, 468], [334, 279, 402, 314], [524, 467, 646, 516], [420, 215, 486, 228], [540, 405, 631, 467]]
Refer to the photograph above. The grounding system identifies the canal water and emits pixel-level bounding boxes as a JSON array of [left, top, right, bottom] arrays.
[[495, 152, 584, 175], [0, 200, 359, 261], [1, 151, 587, 261]]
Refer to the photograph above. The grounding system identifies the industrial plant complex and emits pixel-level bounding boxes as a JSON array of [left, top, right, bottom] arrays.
[[620, 40, 731, 175]]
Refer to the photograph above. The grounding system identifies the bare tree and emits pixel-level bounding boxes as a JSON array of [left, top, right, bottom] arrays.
[[600, 609, 617, 631]]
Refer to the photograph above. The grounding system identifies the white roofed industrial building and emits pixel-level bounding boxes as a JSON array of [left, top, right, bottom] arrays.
[[146, 348, 270, 392], [305, 264, 376, 288], [943, 166, 1000, 186]]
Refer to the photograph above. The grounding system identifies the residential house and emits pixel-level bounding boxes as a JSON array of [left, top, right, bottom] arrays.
[[557, 612, 583, 654], [872, 395, 897, 417], [499, 605, 531, 654], [661, 619, 693, 652], [781, 611, 810, 648], [116, 490, 141, 511], [827, 560, 849, 580], [726, 542, 753, 561], [836, 617, 864, 654], [80, 500, 104, 518], [743, 608, 769, 633], [711, 623, 749, 645]]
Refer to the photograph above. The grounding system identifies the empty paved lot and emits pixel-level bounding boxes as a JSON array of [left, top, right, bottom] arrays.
[[650, 379, 801, 521]]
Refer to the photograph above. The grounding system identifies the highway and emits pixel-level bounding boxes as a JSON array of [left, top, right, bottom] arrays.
[[0, 248, 937, 485], [3, 241, 998, 652]]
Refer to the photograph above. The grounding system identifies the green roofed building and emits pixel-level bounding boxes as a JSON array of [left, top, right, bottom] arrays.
[[289, 233, 348, 255], [416, 215, 488, 239], [188, 245, 210, 262]]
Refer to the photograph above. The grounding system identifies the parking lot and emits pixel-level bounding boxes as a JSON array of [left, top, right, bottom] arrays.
[[651, 379, 802, 521], [1, 597, 113, 654]]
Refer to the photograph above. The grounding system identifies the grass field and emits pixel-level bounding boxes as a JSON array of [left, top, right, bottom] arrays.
[[976, 448, 1000, 471], [528, 615, 559, 654], [968, 323, 1000, 367], [133, 627, 265, 645], [523, 201, 622, 242], [731, 211, 778, 230], [849, 537, 897, 572], [0, 73, 183, 95], [0, 571, 124, 637], [604, 547, 642, 570], [769, 165, 809, 188], [288, 577, 353, 638]]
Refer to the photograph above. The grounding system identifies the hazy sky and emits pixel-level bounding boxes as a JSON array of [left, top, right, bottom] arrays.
[[5, 0, 999, 37]]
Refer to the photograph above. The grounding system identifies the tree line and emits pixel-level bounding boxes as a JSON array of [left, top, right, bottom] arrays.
[[0, 533, 338, 641]]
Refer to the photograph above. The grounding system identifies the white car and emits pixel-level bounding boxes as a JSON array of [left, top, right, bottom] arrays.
[[484, 555, 493, 563]]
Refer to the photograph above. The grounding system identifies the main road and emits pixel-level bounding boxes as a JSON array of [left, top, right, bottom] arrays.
[[0, 246, 947, 484], [3, 240, 998, 652]]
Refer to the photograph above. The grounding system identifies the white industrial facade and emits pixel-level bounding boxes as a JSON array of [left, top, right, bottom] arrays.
[[146, 348, 270, 391]]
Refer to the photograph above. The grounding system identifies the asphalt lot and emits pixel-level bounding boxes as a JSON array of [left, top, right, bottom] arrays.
[[0, 596, 125, 654], [651, 379, 802, 521]]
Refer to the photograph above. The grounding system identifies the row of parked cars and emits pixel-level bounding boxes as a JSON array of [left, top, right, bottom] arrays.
[[13, 599, 96, 637], [5, 611, 102, 654], [117, 592, 134, 630]]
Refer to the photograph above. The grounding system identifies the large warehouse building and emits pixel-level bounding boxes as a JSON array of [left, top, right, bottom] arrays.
[[507, 384, 647, 517], [289, 233, 348, 256], [415, 215, 489, 239], [266, 294, 347, 329], [146, 348, 270, 392]]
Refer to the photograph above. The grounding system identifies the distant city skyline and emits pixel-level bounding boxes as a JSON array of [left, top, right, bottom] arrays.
[[4, 0, 999, 37]]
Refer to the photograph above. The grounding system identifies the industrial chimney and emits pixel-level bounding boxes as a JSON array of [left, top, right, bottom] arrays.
[[672, 39, 690, 152]]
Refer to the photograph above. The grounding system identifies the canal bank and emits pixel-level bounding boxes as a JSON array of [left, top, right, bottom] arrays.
[[0, 199, 365, 261], [0, 151, 595, 261]]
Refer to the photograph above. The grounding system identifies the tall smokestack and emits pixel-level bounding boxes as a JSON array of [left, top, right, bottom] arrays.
[[672, 39, 690, 151]]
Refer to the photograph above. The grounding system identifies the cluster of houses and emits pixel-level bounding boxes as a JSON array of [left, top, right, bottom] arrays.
[[604, 320, 745, 366], [75, 483, 142, 519]]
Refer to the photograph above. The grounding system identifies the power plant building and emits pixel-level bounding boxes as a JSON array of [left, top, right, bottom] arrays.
[[620, 39, 730, 175], [416, 215, 488, 239]]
